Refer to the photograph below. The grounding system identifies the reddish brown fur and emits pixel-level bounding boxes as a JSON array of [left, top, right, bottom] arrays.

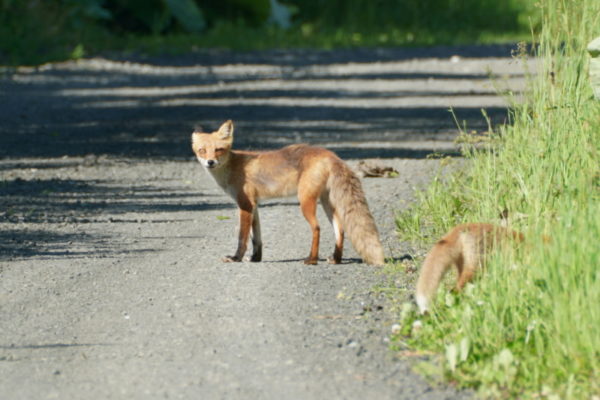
[[415, 223, 524, 314], [191, 120, 385, 265]]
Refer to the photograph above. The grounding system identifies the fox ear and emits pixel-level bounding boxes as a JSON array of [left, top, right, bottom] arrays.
[[191, 131, 201, 148], [216, 120, 234, 140]]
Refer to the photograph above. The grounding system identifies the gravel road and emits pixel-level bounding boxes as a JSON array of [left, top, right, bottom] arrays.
[[0, 45, 529, 399]]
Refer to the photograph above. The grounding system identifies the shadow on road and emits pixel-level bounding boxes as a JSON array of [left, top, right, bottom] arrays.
[[0, 45, 522, 160], [0, 176, 229, 222], [0, 174, 234, 260], [0, 343, 112, 350]]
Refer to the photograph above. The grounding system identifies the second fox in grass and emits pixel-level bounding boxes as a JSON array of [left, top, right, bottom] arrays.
[[191, 120, 385, 266], [415, 223, 524, 314]]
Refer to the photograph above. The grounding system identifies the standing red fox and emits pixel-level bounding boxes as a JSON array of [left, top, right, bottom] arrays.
[[191, 120, 385, 266], [415, 223, 524, 314]]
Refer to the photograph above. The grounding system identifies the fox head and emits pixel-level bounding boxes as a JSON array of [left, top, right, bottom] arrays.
[[191, 120, 234, 169]]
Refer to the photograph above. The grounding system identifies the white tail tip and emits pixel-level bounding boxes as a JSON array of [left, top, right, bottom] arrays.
[[415, 293, 429, 315]]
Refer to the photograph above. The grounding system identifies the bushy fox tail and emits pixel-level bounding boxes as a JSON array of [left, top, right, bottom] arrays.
[[327, 162, 385, 266], [415, 238, 459, 314]]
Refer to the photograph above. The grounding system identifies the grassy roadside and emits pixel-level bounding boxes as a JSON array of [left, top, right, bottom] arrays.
[[1, 0, 537, 66], [1, 23, 533, 67], [93, 24, 533, 55], [392, 1, 599, 398]]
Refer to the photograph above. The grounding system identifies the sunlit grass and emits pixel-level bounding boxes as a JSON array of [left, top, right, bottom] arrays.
[[393, 1, 600, 398]]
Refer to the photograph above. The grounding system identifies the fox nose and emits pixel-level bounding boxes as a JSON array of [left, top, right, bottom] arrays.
[[206, 159, 216, 168]]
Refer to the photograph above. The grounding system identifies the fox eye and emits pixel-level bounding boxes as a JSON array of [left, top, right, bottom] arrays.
[[198, 148, 206, 154], [216, 148, 224, 152]]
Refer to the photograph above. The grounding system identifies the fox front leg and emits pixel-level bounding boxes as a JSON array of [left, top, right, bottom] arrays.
[[223, 206, 254, 262]]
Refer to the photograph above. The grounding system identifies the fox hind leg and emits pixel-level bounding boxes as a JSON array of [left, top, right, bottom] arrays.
[[299, 188, 321, 265], [455, 241, 478, 291], [320, 194, 344, 264], [248, 208, 262, 262]]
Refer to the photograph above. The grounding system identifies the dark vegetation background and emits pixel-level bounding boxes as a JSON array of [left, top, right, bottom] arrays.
[[0, 0, 538, 65]]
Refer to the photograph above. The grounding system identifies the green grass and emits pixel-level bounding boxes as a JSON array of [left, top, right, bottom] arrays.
[[112, 24, 534, 56], [1, 0, 537, 66], [0, 22, 534, 66], [393, 1, 599, 398]]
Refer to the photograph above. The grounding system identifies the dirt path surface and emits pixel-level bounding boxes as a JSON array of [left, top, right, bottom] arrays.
[[1, 45, 528, 399]]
